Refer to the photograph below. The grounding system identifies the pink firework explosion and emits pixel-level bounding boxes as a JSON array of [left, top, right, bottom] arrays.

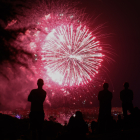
[[30, 15, 104, 86], [40, 24, 103, 86], [0, 0, 109, 110], [24, 1, 105, 87]]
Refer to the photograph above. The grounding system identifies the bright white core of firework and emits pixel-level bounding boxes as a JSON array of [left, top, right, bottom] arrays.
[[41, 24, 103, 86]]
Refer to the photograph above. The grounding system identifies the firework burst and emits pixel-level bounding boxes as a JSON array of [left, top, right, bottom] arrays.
[[40, 24, 103, 86], [1, 0, 108, 109], [25, 0, 105, 87]]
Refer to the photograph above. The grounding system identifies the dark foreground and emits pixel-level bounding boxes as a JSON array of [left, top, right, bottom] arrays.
[[0, 113, 140, 140]]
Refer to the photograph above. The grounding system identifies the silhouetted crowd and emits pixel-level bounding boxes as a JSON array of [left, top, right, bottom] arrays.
[[0, 80, 140, 140], [1, 108, 140, 140]]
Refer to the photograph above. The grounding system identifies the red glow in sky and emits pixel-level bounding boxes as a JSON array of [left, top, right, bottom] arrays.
[[0, 0, 108, 110], [28, 14, 104, 87]]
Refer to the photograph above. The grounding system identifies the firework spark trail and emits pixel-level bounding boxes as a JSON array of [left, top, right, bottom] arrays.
[[38, 23, 104, 86], [0, 0, 109, 110], [21, 1, 106, 104], [21, 1, 105, 88]]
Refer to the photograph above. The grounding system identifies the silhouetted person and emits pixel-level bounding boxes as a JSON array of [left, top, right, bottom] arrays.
[[120, 82, 133, 118], [98, 83, 113, 120], [67, 111, 88, 139], [74, 111, 88, 136], [28, 79, 46, 140], [98, 83, 112, 133]]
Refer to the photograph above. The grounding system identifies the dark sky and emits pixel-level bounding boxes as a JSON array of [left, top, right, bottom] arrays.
[[80, 0, 140, 107], [1, 0, 140, 109]]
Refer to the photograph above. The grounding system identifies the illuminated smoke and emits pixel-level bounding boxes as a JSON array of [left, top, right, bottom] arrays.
[[0, 0, 107, 110]]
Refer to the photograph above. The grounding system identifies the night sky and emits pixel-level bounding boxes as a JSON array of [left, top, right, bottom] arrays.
[[81, 0, 140, 107], [0, 0, 140, 109]]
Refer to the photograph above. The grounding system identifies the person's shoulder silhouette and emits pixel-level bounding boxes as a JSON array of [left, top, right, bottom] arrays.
[[28, 79, 46, 112]]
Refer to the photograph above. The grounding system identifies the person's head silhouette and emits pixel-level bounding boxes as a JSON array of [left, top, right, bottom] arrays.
[[37, 78, 44, 89], [75, 111, 83, 119], [123, 82, 129, 89], [103, 83, 109, 90]]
